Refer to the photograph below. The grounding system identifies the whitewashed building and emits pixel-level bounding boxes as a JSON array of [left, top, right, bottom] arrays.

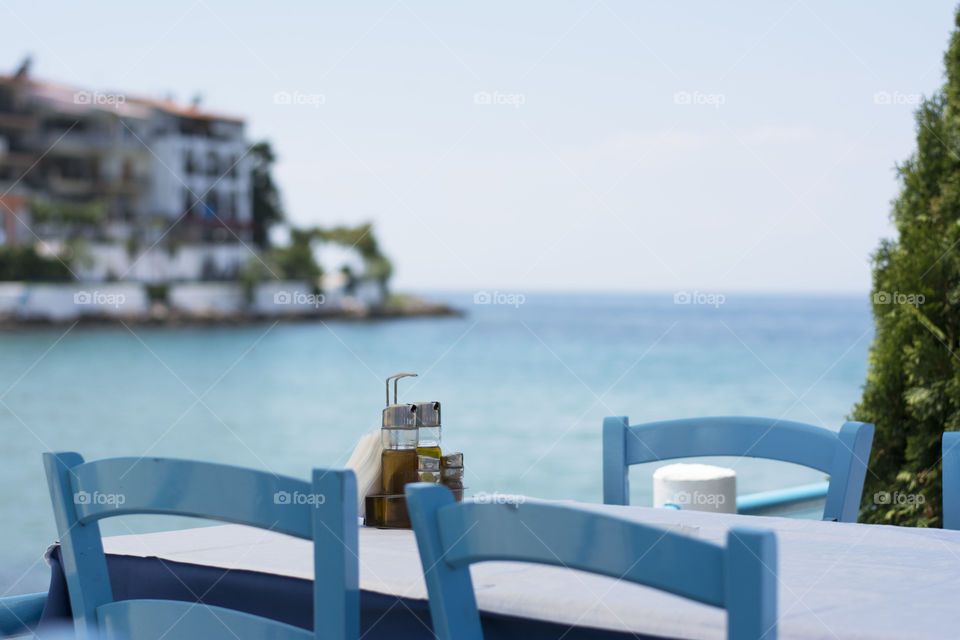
[[141, 102, 252, 239], [0, 58, 255, 282]]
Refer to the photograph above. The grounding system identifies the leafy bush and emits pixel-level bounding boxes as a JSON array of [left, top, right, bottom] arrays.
[[145, 283, 169, 304], [29, 199, 106, 226], [271, 229, 323, 283], [0, 245, 73, 281], [854, 10, 960, 526]]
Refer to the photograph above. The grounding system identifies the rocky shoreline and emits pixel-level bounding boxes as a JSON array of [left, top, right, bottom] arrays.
[[0, 294, 463, 328]]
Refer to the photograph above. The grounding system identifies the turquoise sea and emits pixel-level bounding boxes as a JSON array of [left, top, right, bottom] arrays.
[[0, 291, 872, 593]]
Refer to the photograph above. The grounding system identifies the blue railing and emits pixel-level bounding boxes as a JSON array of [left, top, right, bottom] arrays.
[[737, 481, 829, 517]]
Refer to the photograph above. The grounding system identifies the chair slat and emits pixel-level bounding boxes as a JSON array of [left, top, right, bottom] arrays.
[[70, 457, 314, 539], [0, 591, 47, 636], [943, 433, 960, 529], [725, 528, 777, 640], [436, 501, 725, 606], [97, 599, 312, 640], [624, 417, 838, 470], [312, 469, 360, 640]]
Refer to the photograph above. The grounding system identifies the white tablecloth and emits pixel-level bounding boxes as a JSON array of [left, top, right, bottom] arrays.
[[98, 500, 960, 640]]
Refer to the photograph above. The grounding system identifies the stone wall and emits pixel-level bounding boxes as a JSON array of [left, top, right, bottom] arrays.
[[0, 279, 386, 322]]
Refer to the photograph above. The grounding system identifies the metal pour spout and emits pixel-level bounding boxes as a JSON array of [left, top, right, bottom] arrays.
[[385, 373, 418, 406]]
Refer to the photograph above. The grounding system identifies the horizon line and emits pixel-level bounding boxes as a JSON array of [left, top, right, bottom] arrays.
[[405, 287, 871, 297]]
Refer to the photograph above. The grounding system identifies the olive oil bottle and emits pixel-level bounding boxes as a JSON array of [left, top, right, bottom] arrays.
[[380, 404, 417, 495], [380, 448, 418, 494], [415, 401, 442, 460], [379, 377, 418, 497]]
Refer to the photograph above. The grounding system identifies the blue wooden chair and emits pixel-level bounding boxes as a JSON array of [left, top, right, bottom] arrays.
[[942, 433, 960, 530], [43, 452, 358, 640], [603, 416, 874, 523], [405, 483, 778, 640]]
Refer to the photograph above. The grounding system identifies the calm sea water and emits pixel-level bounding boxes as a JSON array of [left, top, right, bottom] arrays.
[[0, 291, 872, 593]]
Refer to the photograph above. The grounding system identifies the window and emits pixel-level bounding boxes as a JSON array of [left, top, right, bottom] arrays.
[[227, 192, 238, 219], [183, 189, 194, 216], [204, 191, 218, 219]]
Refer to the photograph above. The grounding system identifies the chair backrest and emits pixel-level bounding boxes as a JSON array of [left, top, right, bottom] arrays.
[[43, 452, 358, 640], [405, 483, 777, 640], [602, 416, 874, 522], [943, 433, 960, 530]]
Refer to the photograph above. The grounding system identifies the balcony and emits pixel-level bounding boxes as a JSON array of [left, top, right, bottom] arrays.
[[46, 174, 97, 196], [36, 130, 145, 156], [0, 151, 37, 167], [0, 112, 35, 129], [98, 175, 150, 193]]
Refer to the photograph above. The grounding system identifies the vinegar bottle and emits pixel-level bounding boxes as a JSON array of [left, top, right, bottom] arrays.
[[415, 401, 442, 460]]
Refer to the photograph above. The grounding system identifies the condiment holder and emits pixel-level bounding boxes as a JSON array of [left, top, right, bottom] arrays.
[[364, 373, 464, 528]]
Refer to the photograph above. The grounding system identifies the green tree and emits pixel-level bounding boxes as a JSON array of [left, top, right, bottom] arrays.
[[316, 222, 393, 286], [854, 10, 960, 526], [237, 222, 393, 300], [250, 141, 284, 250], [29, 199, 107, 249], [271, 228, 323, 284]]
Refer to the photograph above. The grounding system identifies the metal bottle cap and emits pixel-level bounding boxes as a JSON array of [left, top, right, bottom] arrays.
[[415, 401, 441, 427], [417, 456, 441, 472], [382, 403, 417, 428], [382, 373, 418, 429], [442, 452, 463, 468]]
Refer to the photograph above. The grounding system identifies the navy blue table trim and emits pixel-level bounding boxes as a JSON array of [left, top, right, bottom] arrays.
[[40, 547, 657, 639]]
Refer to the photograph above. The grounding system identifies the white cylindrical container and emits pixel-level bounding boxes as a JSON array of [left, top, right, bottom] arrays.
[[653, 463, 737, 514]]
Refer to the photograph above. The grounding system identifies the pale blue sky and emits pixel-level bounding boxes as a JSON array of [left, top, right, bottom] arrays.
[[2, 1, 955, 293]]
